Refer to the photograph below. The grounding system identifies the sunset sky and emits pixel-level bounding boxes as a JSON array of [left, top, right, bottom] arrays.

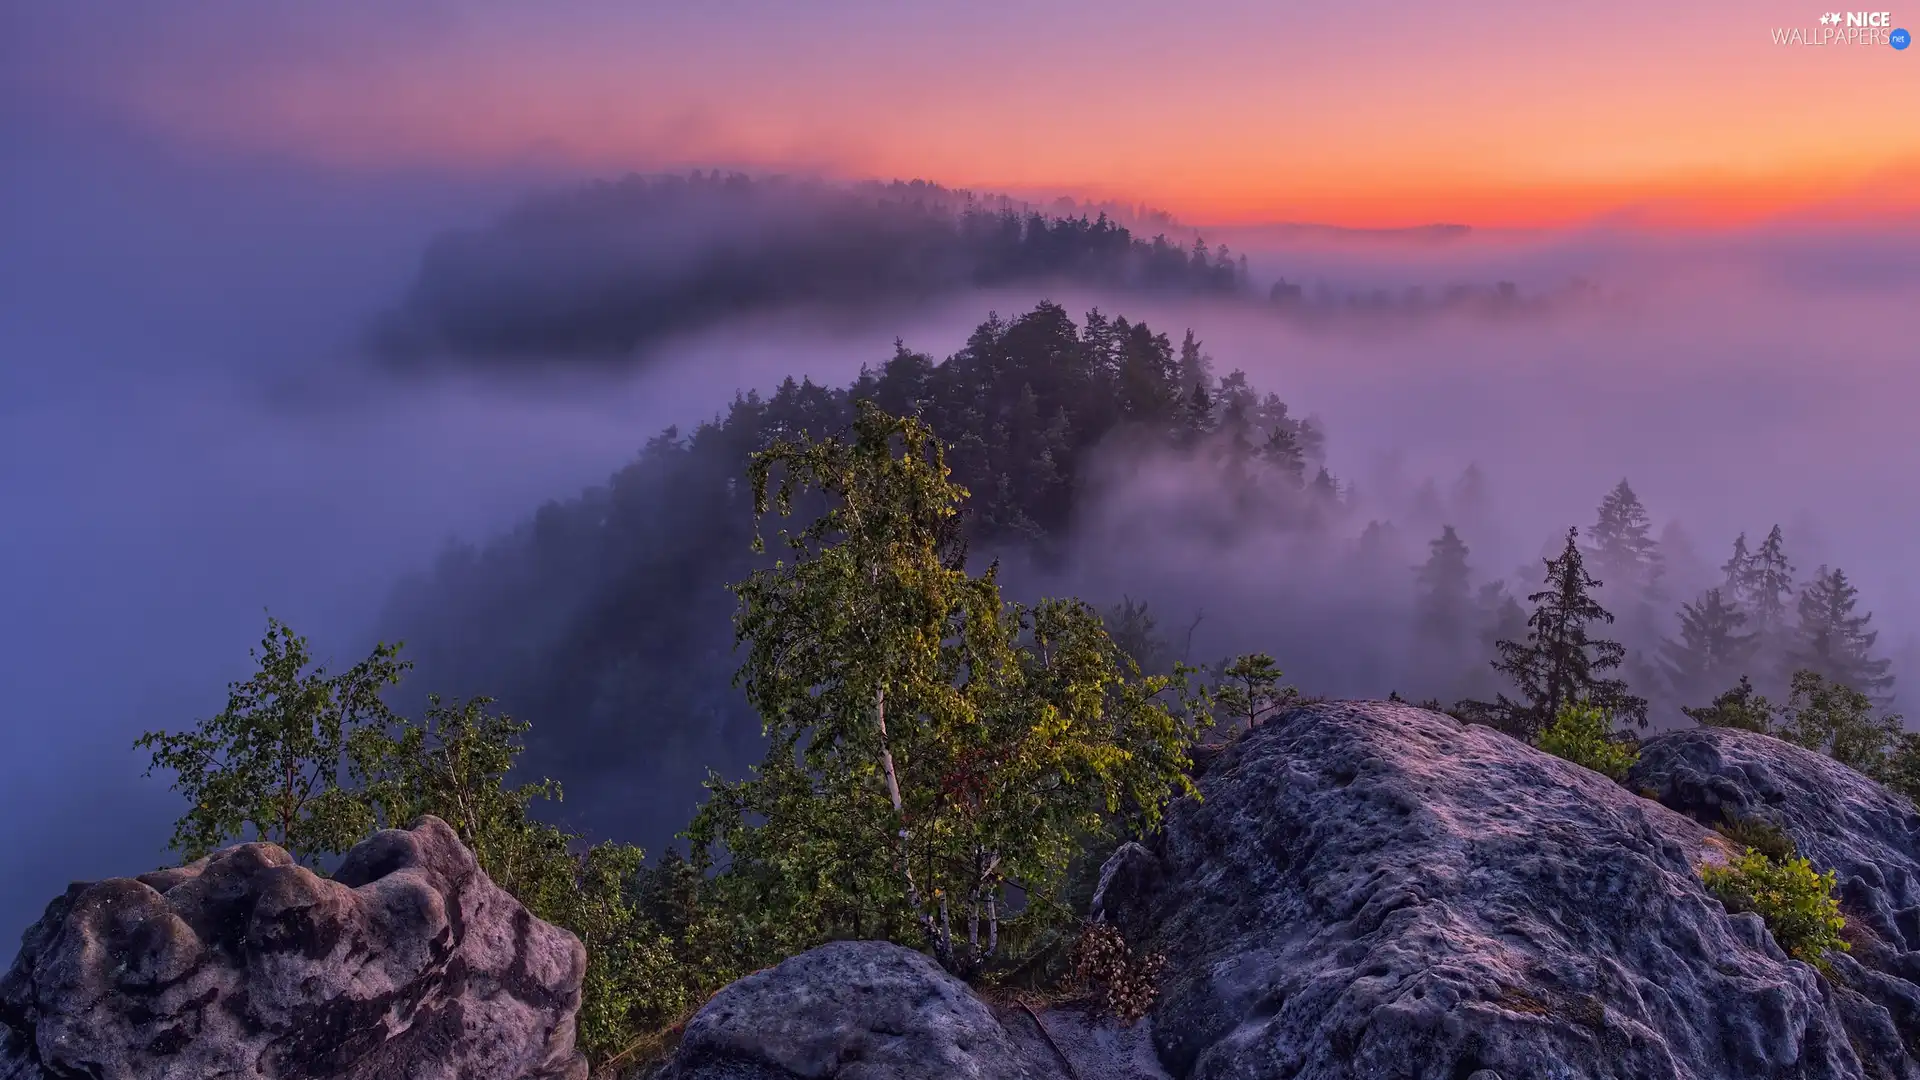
[[6, 0, 1917, 228]]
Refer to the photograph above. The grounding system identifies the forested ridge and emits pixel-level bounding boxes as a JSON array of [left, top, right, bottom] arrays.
[[370, 174, 1247, 363], [368, 171, 1586, 366], [136, 300, 1917, 1072], [379, 301, 1336, 832], [379, 302, 1909, 838]]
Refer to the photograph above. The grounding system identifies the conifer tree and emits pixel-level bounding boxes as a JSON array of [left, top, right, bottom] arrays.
[[1585, 480, 1666, 688], [1414, 526, 1474, 647], [1310, 467, 1339, 505], [1721, 532, 1755, 604], [1587, 480, 1662, 589], [1467, 527, 1648, 739], [1659, 588, 1758, 708], [1179, 381, 1214, 445], [1413, 526, 1476, 698], [1176, 328, 1212, 391], [1748, 525, 1795, 646], [1260, 424, 1306, 485], [1790, 566, 1895, 702]]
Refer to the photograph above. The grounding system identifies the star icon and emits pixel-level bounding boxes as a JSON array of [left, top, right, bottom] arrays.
[[1819, 12, 1833, 23]]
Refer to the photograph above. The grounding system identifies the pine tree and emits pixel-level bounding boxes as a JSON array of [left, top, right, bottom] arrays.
[[1790, 566, 1895, 702], [1749, 526, 1794, 642], [1586, 480, 1671, 711], [1467, 527, 1648, 739], [1176, 329, 1212, 390], [1310, 467, 1339, 505], [1179, 381, 1214, 444], [1587, 479, 1665, 620], [1414, 526, 1474, 646], [1587, 481, 1662, 587], [1413, 526, 1475, 699], [1260, 424, 1306, 486], [1659, 588, 1758, 709], [1721, 532, 1755, 605], [1453, 580, 1526, 704]]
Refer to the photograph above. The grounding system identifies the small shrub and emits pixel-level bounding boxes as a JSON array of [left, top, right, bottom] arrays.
[[1071, 922, 1166, 1025], [1714, 817, 1797, 864], [1681, 676, 1777, 734], [1537, 701, 1639, 782], [1701, 849, 1848, 968], [1874, 731, 1920, 806]]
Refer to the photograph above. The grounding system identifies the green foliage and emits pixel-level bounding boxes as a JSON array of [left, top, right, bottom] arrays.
[[1880, 733, 1920, 806], [135, 617, 409, 864], [137, 621, 720, 1071], [1701, 849, 1848, 968], [381, 304, 1326, 834], [1659, 589, 1757, 709], [1789, 565, 1895, 702], [1536, 701, 1639, 782], [1209, 653, 1296, 733], [1776, 669, 1903, 775], [690, 401, 1205, 978], [1714, 817, 1797, 864], [1465, 527, 1648, 741], [1681, 676, 1778, 734]]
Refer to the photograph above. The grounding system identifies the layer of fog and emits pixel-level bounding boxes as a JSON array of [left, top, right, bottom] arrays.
[[4, 128, 1917, 939]]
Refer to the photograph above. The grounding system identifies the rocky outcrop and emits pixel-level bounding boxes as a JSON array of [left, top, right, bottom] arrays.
[[0, 816, 588, 1080], [656, 939, 1044, 1080], [1631, 726, 1920, 1076], [658, 701, 1920, 1080], [1103, 701, 1899, 1079], [654, 939, 1167, 1080]]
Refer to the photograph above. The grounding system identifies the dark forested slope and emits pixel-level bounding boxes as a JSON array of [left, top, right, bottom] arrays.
[[379, 302, 1330, 840], [369, 174, 1248, 365]]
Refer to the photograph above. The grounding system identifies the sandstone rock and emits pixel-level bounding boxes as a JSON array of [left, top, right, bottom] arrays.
[[1125, 700, 1887, 1079], [655, 703, 1920, 1079], [1631, 726, 1920, 1076], [0, 816, 588, 1080], [655, 939, 1048, 1080]]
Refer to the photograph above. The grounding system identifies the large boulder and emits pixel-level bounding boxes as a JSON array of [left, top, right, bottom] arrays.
[[0, 816, 588, 1080], [1630, 726, 1920, 1074], [655, 939, 1047, 1080], [1105, 700, 1893, 1079], [654, 939, 1168, 1080]]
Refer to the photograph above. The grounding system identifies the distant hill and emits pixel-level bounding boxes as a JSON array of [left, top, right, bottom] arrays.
[[367, 172, 1248, 366]]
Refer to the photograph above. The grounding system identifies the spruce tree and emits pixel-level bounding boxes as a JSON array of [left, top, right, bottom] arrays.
[[1748, 526, 1795, 646], [1721, 532, 1755, 604], [1260, 424, 1306, 486], [1455, 580, 1527, 704], [1468, 527, 1648, 739], [1176, 328, 1212, 390], [1659, 588, 1758, 709], [1414, 526, 1474, 645], [1789, 566, 1895, 702], [1587, 480, 1662, 591], [1310, 467, 1340, 505], [1413, 526, 1475, 698], [1179, 381, 1214, 445], [1585, 480, 1666, 688]]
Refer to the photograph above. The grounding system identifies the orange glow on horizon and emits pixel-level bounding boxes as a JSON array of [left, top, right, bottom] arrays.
[[15, 0, 1920, 233]]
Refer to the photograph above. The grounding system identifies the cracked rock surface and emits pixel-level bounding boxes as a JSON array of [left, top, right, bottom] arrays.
[[1104, 701, 1901, 1079]]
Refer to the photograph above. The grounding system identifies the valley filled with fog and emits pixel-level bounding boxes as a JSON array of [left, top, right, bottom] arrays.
[[4, 131, 1917, 937]]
